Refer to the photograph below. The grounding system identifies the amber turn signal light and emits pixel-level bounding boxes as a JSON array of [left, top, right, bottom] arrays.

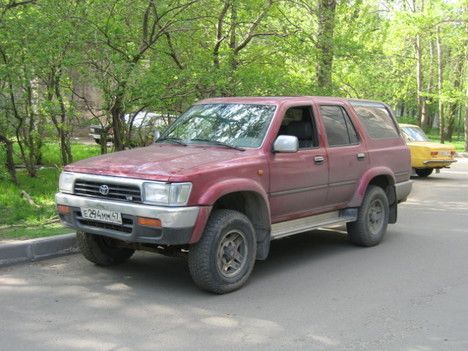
[[430, 151, 438, 156], [137, 217, 162, 228], [57, 205, 71, 215]]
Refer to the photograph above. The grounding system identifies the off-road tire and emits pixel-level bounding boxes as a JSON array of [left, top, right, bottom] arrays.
[[188, 209, 256, 294], [347, 185, 389, 247], [415, 168, 433, 178], [76, 231, 134, 266]]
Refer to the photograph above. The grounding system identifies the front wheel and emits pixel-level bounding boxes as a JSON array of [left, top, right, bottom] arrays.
[[76, 231, 135, 266], [347, 185, 389, 247], [188, 209, 256, 294], [415, 168, 433, 178]]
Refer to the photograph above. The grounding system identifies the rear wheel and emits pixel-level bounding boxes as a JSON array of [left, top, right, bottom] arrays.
[[76, 231, 134, 266], [347, 185, 389, 247], [188, 209, 256, 294], [415, 168, 433, 177]]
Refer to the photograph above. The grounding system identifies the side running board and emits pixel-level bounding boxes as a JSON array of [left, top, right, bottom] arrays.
[[271, 209, 357, 240]]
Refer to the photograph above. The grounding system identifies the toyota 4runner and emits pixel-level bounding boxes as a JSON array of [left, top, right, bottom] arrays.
[[56, 97, 412, 294]]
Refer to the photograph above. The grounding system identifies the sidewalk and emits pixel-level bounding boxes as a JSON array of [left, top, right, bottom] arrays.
[[0, 233, 78, 267]]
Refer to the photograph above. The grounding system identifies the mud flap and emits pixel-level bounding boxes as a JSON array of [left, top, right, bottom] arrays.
[[256, 228, 270, 260], [387, 185, 397, 224]]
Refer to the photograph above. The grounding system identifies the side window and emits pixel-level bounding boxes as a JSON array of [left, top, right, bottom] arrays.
[[277, 106, 319, 149], [351, 103, 399, 139], [320, 105, 359, 147]]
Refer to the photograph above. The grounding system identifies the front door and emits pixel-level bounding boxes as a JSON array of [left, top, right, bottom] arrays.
[[268, 105, 329, 223]]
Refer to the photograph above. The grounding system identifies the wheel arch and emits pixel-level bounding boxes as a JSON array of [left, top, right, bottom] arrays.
[[348, 168, 398, 224], [192, 180, 271, 260]]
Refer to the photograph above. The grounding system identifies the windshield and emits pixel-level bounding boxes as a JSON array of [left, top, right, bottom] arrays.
[[159, 103, 277, 148], [401, 126, 429, 142]]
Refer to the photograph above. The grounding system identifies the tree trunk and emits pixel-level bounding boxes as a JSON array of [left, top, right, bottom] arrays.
[[54, 71, 73, 165], [436, 25, 444, 143], [110, 93, 125, 151], [316, 0, 337, 95], [424, 39, 435, 129], [227, 0, 238, 96], [0, 134, 17, 184], [445, 52, 464, 142], [399, 102, 405, 118], [465, 87, 468, 152], [415, 34, 428, 128]]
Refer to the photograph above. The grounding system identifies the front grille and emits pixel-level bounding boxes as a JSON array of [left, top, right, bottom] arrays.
[[76, 211, 134, 234], [74, 180, 142, 203]]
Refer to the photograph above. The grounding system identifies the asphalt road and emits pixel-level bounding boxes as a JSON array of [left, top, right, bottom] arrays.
[[1, 159, 468, 351]]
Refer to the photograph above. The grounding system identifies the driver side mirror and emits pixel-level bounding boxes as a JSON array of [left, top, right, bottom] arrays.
[[273, 135, 299, 153]]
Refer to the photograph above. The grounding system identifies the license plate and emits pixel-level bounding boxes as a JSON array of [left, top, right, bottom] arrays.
[[81, 207, 122, 225], [439, 151, 451, 157]]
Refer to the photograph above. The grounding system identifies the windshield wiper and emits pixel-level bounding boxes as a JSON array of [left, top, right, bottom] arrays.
[[156, 137, 187, 146], [190, 138, 245, 151]]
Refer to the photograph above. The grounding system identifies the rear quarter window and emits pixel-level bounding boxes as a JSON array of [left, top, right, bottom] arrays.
[[351, 103, 399, 139]]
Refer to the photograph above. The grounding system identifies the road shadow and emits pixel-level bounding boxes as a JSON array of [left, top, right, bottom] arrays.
[[254, 228, 350, 277], [91, 227, 358, 296]]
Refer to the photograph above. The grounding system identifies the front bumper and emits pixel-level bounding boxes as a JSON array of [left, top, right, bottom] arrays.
[[395, 180, 412, 203], [56, 193, 200, 245]]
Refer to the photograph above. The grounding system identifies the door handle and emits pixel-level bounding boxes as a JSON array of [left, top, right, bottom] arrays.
[[357, 153, 366, 160], [314, 156, 325, 164]]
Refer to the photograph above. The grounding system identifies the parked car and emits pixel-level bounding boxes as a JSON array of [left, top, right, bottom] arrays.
[[89, 112, 176, 146], [56, 97, 412, 294], [399, 123, 457, 177]]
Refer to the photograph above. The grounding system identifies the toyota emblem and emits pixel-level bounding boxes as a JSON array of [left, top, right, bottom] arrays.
[[99, 184, 110, 195]]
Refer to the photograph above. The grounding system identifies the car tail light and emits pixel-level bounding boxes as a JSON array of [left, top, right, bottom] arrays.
[[451, 151, 456, 156], [431, 151, 438, 156]]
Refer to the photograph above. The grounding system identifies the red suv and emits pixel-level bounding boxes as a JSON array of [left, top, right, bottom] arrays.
[[56, 97, 412, 293]]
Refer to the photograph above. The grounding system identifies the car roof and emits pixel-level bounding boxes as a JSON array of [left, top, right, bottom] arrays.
[[197, 96, 387, 106]]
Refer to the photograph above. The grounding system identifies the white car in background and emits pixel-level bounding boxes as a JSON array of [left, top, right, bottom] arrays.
[[89, 111, 177, 146]]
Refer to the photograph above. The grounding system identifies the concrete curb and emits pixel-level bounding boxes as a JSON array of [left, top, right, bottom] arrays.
[[0, 233, 78, 267]]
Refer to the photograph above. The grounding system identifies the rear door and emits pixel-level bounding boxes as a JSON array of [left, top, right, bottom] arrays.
[[350, 101, 411, 184], [268, 105, 329, 222], [318, 104, 369, 207]]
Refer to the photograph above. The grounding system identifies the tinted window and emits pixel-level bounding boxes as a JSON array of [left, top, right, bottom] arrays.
[[277, 106, 318, 148], [320, 105, 359, 147], [351, 103, 399, 139]]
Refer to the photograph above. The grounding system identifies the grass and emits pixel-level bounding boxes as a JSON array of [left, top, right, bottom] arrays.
[[0, 142, 100, 240], [0, 141, 100, 167], [0, 224, 71, 241], [426, 131, 465, 152]]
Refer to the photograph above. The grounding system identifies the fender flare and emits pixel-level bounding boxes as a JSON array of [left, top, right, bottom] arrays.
[[190, 178, 271, 245], [198, 178, 270, 210], [348, 167, 396, 207]]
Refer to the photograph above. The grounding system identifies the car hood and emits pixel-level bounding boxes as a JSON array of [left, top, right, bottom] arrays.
[[64, 144, 250, 182]]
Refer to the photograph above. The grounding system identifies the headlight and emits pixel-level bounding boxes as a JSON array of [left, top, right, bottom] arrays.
[[59, 172, 75, 194], [143, 182, 192, 206]]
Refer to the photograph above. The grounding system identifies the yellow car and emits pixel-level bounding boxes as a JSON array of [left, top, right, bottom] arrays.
[[399, 124, 457, 177]]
